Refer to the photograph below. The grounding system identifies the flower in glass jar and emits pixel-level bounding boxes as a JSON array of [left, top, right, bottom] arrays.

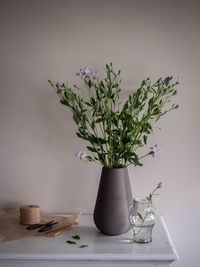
[[146, 182, 164, 202]]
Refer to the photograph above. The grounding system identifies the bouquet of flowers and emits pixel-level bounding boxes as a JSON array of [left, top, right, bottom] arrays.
[[49, 63, 179, 168]]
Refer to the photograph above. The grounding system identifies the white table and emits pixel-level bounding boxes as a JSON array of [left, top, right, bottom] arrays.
[[0, 214, 178, 267]]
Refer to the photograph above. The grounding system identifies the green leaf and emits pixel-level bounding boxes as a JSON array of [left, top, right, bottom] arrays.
[[60, 100, 69, 106], [72, 235, 80, 240], [76, 132, 89, 141], [143, 135, 147, 144], [84, 102, 92, 107], [48, 80, 54, 88], [96, 118, 103, 123], [79, 245, 89, 248], [76, 132, 82, 138], [88, 79, 92, 88], [87, 146, 97, 152], [146, 196, 151, 201], [137, 212, 144, 221], [100, 81, 105, 88], [90, 97, 95, 106], [73, 114, 79, 125], [91, 121, 95, 129], [66, 240, 76, 244], [86, 156, 95, 162]]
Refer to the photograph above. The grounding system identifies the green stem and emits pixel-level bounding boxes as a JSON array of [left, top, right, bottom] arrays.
[[84, 109, 107, 166]]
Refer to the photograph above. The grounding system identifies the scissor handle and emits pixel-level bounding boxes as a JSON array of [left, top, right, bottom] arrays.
[[26, 224, 42, 230], [38, 225, 52, 232], [38, 221, 58, 233], [45, 220, 54, 225], [26, 221, 58, 232]]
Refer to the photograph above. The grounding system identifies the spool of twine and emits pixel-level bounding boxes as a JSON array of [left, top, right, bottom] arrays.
[[20, 205, 41, 225]]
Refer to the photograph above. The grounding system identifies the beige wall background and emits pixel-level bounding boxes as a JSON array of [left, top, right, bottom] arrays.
[[0, 0, 200, 266]]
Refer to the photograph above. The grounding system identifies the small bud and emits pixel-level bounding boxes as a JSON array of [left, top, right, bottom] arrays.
[[157, 182, 164, 189], [177, 76, 181, 84]]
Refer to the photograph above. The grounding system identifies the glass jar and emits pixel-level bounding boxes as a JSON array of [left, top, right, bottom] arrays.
[[129, 198, 155, 243]]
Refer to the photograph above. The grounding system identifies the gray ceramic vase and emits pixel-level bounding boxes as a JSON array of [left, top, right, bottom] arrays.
[[93, 167, 133, 235]]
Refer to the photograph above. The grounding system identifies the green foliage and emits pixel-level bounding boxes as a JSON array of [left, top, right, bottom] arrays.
[[79, 245, 89, 248], [66, 235, 89, 248], [49, 63, 179, 168], [66, 240, 77, 244], [72, 235, 80, 240], [137, 212, 144, 221]]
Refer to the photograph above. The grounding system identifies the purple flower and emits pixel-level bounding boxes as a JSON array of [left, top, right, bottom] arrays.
[[77, 67, 91, 79], [90, 71, 99, 84], [162, 76, 173, 87], [149, 144, 160, 158], [76, 67, 99, 85], [75, 151, 87, 161]]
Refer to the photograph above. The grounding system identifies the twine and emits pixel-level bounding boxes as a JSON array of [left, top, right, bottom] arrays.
[[20, 205, 41, 225]]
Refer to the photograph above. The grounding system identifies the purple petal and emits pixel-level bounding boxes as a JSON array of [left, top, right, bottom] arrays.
[[75, 151, 87, 160], [150, 144, 160, 158], [76, 67, 99, 84]]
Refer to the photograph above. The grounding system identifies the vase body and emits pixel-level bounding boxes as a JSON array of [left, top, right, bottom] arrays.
[[93, 167, 132, 235], [129, 198, 155, 243]]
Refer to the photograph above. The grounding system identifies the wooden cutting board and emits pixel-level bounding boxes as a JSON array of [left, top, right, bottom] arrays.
[[0, 208, 79, 242]]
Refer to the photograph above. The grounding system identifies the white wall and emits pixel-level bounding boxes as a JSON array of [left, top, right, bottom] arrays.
[[0, 0, 200, 266]]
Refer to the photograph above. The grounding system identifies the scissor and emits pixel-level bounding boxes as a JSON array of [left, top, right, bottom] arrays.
[[26, 220, 58, 232]]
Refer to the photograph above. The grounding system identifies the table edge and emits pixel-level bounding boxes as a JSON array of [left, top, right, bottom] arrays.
[[0, 214, 178, 263]]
